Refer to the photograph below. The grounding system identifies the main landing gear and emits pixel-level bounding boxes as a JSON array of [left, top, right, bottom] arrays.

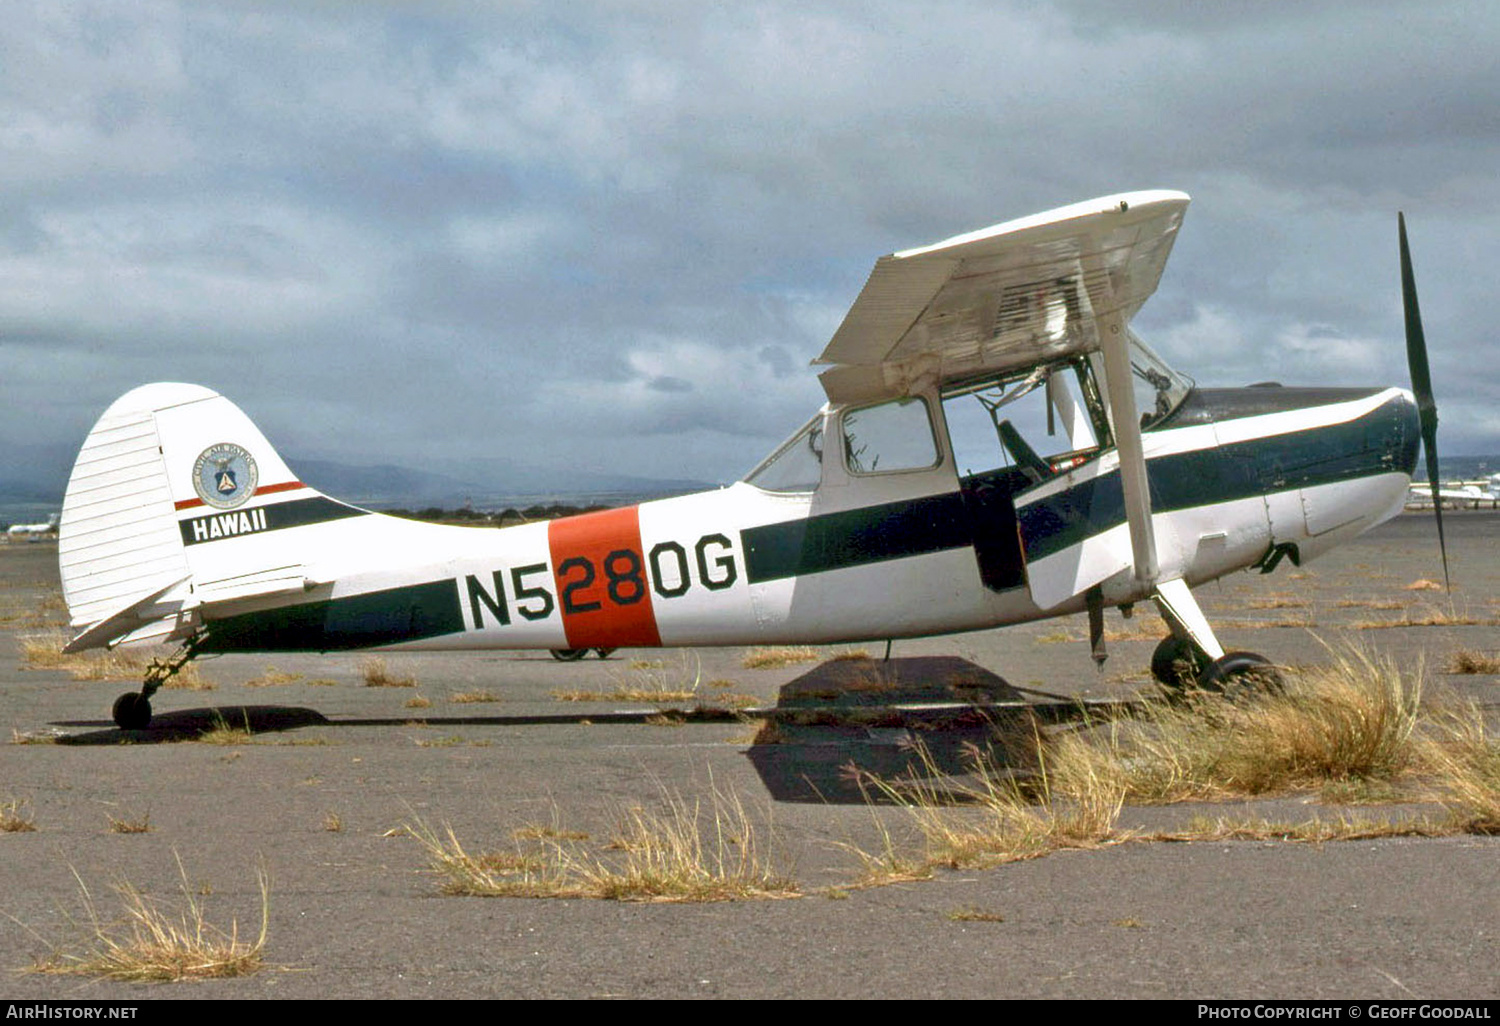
[[1150, 635, 1282, 695], [111, 638, 201, 731], [1148, 579, 1283, 696], [550, 648, 616, 661]]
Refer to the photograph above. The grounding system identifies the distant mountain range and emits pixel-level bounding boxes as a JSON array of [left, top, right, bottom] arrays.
[[290, 457, 717, 509], [0, 443, 719, 522]]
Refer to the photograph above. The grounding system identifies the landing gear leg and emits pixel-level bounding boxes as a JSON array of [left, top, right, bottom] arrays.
[[111, 637, 201, 731], [1149, 579, 1281, 695], [1150, 578, 1226, 692]]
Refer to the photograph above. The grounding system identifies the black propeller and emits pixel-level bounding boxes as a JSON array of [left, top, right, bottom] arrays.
[[1398, 211, 1450, 592]]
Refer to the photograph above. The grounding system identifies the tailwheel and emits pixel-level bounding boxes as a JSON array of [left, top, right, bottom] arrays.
[[110, 635, 200, 730], [1150, 634, 1210, 690], [1197, 651, 1284, 697], [112, 691, 152, 731], [593, 648, 615, 660], [551, 648, 588, 661]]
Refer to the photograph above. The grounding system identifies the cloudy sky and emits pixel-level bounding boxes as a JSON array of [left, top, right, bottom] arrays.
[[3, 1, 1498, 490]]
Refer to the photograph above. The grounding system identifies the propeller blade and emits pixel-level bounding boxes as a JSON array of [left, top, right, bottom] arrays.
[[1399, 212, 1450, 592]]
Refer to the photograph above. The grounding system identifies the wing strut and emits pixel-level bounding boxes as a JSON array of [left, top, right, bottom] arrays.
[[1095, 312, 1228, 661], [1095, 312, 1158, 583]]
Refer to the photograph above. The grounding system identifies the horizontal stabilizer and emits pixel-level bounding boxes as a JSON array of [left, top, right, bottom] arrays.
[[63, 576, 191, 654]]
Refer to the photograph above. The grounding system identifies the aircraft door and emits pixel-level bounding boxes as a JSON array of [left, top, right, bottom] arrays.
[[1011, 461, 1134, 610], [941, 363, 1107, 595]]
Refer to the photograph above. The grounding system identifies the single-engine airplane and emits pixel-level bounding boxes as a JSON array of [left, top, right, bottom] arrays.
[[56, 190, 1445, 730]]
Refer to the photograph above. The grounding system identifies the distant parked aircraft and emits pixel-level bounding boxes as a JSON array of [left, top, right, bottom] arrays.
[[7, 513, 59, 539]]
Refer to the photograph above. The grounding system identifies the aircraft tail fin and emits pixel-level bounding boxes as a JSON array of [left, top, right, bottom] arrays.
[[59, 383, 336, 650]]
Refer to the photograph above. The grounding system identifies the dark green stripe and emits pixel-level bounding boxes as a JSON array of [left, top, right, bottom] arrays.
[[742, 493, 973, 583], [180, 495, 367, 547], [199, 579, 464, 652], [1019, 396, 1417, 563]]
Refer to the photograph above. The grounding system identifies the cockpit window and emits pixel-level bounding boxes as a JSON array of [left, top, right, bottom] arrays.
[[744, 414, 825, 493], [842, 396, 940, 475]]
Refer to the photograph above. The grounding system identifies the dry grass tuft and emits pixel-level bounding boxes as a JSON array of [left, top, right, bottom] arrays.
[[1446, 649, 1500, 675], [323, 812, 343, 833], [553, 653, 703, 703], [106, 810, 151, 834], [0, 590, 68, 628], [450, 690, 500, 704], [1247, 596, 1309, 610], [1415, 704, 1500, 834], [404, 695, 432, 709], [1140, 813, 1452, 844], [31, 856, 271, 982], [830, 648, 872, 661], [1335, 598, 1405, 610], [19, 633, 213, 689], [1052, 645, 1423, 803], [413, 735, 466, 748], [825, 640, 1500, 893], [243, 667, 303, 687], [842, 643, 1500, 884], [512, 824, 590, 842], [195, 712, 255, 746], [847, 735, 1127, 882], [741, 646, 820, 670], [2, 797, 38, 833], [1406, 578, 1445, 591], [948, 908, 1005, 922], [411, 784, 798, 902], [359, 657, 416, 687], [697, 693, 761, 711], [1350, 606, 1496, 630]]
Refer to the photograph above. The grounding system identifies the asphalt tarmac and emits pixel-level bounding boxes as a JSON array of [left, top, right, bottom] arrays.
[[1, 514, 1496, 1000]]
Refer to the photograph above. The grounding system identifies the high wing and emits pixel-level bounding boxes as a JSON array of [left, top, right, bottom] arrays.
[[815, 190, 1189, 403]]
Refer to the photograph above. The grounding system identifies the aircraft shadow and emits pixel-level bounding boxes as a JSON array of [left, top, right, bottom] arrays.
[[742, 656, 1113, 804], [47, 704, 743, 745]]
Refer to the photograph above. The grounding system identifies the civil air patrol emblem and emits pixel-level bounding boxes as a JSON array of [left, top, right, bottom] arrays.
[[192, 443, 258, 509]]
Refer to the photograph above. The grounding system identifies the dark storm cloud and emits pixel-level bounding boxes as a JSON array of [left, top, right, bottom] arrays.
[[3, 0, 1499, 484]]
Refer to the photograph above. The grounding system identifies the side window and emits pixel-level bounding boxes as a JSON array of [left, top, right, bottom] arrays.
[[745, 417, 824, 493], [842, 397, 939, 475]]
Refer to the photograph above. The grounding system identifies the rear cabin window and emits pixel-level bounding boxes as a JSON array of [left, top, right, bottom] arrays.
[[841, 397, 940, 475]]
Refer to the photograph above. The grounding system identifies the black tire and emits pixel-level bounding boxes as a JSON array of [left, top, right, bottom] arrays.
[[1151, 634, 1209, 688], [550, 648, 588, 662], [593, 648, 616, 659], [1198, 651, 1284, 697], [112, 692, 152, 730]]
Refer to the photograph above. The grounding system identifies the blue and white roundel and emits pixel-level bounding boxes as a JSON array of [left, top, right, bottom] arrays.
[[192, 443, 259, 509]]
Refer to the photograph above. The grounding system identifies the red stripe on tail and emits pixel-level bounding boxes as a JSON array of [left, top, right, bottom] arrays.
[[173, 480, 306, 511]]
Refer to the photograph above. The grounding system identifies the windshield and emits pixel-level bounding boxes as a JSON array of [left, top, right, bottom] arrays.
[[1087, 329, 1193, 429], [743, 412, 825, 492]]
